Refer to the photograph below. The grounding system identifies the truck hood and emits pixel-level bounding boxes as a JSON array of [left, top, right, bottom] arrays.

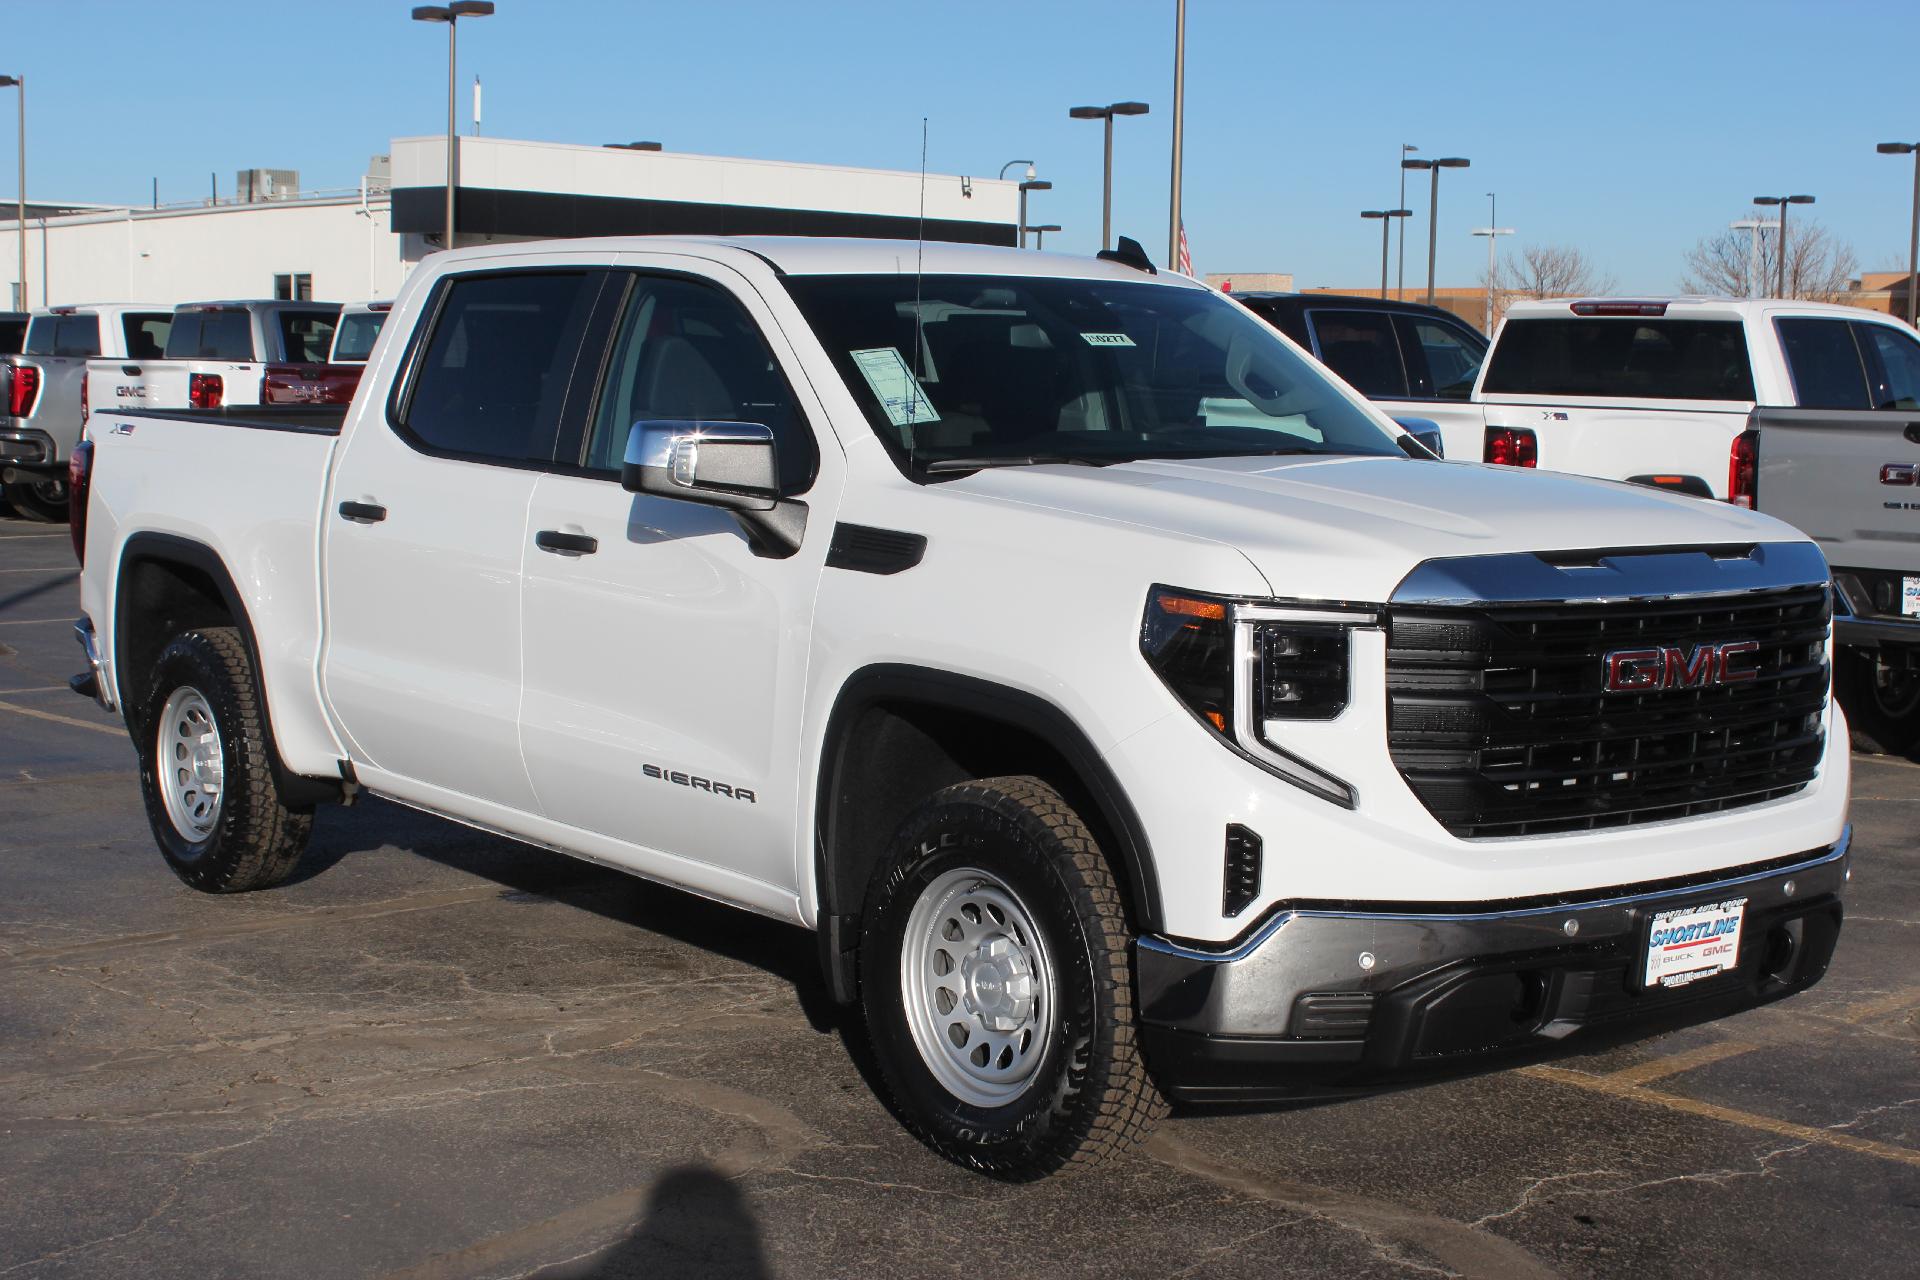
[[951, 454, 1807, 603]]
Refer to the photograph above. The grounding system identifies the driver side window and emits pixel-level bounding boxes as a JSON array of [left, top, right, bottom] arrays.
[[583, 274, 817, 494]]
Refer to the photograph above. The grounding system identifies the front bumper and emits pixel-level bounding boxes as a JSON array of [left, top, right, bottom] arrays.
[[1137, 833, 1848, 1102]]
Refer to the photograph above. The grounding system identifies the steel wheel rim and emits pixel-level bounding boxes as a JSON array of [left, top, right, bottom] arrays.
[[1870, 659, 1920, 717], [900, 865, 1056, 1108], [157, 686, 224, 842]]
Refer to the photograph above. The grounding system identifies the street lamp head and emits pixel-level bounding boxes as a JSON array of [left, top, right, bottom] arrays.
[[1025, 164, 1036, 181], [1362, 209, 1388, 219], [1069, 106, 1105, 120], [1878, 142, 1917, 155], [1787, 194, 1815, 205], [1436, 157, 1471, 169], [1388, 208, 1411, 217], [411, 5, 453, 20], [1111, 101, 1150, 116], [1753, 196, 1782, 207], [0, 76, 17, 88], [1401, 158, 1432, 171], [1019, 180, 1052, 193], [1030, 224, 1061, 233], [449, 1, 495, 14]]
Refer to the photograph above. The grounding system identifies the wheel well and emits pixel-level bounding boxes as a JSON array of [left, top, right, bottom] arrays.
[[116, 555, 235, 721], [815, 667, 1161, 1001]]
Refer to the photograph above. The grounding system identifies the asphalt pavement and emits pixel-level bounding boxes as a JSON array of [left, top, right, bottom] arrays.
[[1, 511, 1915, 1279]]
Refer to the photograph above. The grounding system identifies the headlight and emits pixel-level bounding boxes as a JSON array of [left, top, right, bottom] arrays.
[[1142, 586, 1369, 807]]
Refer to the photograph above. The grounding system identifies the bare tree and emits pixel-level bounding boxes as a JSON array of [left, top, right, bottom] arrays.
[[1681, 215, 1858, 301], [1478, 244, 1616, 326]]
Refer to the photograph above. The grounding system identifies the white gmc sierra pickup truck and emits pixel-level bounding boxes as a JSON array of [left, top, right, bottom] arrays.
[[69, 236, 1851, 1179]]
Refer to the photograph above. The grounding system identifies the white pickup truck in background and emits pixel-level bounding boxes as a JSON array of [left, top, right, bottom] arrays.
[[84, 300, 352, 417], [1464, 297, 1920, 501], [327, 301, 391, 364], [1, 304, 171, 520]]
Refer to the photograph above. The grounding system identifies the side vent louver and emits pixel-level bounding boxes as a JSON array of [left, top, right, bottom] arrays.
[[1223, 824, 1263, 917]]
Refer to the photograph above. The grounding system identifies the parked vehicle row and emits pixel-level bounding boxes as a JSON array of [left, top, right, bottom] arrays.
[[69, 235, 1849, 1179], [84, 299, 356, 422], [1234, 291, 1920, 756]]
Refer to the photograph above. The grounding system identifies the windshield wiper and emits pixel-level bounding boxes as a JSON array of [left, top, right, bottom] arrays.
[[921, 455, 1115, 474]]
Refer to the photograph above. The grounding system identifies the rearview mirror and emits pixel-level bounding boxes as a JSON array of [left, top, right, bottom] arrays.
[[623, 420, 780, 510]]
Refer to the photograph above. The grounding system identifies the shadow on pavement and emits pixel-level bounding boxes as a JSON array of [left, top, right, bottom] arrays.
[[532, 1165, 772, 1280]]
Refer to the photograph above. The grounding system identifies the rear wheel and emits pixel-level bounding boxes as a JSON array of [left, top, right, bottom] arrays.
[[1836, 647, 1920, 757], [136, 627, 312, 892], [859, 776, 1165, 1179], [2, 476, 68, 523]]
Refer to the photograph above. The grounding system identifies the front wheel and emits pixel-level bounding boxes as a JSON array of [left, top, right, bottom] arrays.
[[136, 627, 313, 892], [2, 476, 69, 523], [860, 776, 1165, 1179], [1836, 647, 1920, 756]]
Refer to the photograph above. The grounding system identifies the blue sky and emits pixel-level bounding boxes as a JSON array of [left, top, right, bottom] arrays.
[[7, 0, 1917, 291]]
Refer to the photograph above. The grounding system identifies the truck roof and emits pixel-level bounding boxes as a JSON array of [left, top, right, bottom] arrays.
[[175, 299, 343, 313], [1501, 295, 1902, 323], [30, 302, 170, 317], [424, 235, 1205, 285]]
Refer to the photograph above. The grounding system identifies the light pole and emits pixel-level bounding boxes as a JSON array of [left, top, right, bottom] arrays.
[[412, 2, 494, 251], [1017, 180, 1051, 248], [1168, 0, 1186, 271], [1877, 142, 1920, 326], [1361, 209, 1409, 299], [1404, 155, 1469, 306], [1068, 101, 1149, 250], [0, 75, 24, 310], [1470, 194, 1514, 334], [1753, 194, 1814, 299], [1030, 224, 1061, 250], [1398, 143, 1417, 299]]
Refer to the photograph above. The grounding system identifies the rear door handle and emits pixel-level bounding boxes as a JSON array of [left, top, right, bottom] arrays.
[[534, 529, 598, 556], [338, 501, 387, 524]]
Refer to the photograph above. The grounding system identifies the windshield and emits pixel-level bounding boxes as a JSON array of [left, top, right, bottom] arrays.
[[784, 274, 1401, 471]]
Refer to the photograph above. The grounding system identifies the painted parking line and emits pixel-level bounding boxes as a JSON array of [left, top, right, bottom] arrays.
[[1523, 1063, 1920, 1168], [0, 618, 69, 627], [0, 566, 79, 574], [0, 698, 123, 737], [0, 686, 73, 695], [1835, 985, 1920, 1025], [1603, 1038, 1760, 1086]]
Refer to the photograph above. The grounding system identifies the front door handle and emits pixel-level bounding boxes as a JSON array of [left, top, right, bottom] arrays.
[[1904, 421, 1920, 445], [534, 529, 598, 556], [338, 501, 387, 524]]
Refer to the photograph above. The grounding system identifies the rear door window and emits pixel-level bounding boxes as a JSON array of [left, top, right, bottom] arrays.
[[1397, 315, 1487, 400], [399, 270, 602, 466], [1305, 309, 1408, 397], [56, 316, 101, 356], [22, 316, 56, 355], [122, 313, 172, 360], [1483, 318, 1756, 400], [1854, 322, 1920, 411], [331, 311, 386, 362], [277, 310, 339, 363], [1775, 318, 1870, 410]]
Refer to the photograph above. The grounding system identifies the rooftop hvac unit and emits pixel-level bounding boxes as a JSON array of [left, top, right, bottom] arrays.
[[236, 168, 300, 202]]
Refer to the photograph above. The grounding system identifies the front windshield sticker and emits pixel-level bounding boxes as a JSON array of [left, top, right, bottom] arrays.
[[850, 347, 940, 431], [1080, 332, 1137, 348]]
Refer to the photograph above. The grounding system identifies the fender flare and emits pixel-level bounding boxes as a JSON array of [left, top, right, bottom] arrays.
[[114, 531, 340, 807], [813, 663, 1162, 1000]]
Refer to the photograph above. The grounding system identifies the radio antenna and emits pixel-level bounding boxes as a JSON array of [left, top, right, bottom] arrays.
[[908, 116, 929, 458]]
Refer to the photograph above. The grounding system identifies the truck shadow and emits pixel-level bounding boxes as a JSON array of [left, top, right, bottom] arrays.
[[288, 794, 847, 1035], [527, 1164, 772, 1279]]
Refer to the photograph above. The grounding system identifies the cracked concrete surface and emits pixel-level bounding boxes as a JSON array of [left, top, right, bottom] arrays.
[[2, 515, 1918, 1279]]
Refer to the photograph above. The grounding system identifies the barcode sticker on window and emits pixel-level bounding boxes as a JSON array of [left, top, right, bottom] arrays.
[[1081, 332, 1137, 348]]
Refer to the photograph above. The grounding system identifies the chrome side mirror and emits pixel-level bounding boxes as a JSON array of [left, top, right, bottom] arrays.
[[623, 420, 781, 510], [1392, 416, 1445, 459]]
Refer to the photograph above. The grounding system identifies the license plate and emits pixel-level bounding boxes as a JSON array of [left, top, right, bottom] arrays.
[[1643, 898, 1746, 989], [1903, 575, 1919, 618]]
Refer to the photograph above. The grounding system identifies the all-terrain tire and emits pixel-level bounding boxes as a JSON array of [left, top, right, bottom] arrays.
[[1835, 648, 1920, 757], [136, 627, 312, 892], [860, 775, 1166, 1180], [2, 477, 68, 523]]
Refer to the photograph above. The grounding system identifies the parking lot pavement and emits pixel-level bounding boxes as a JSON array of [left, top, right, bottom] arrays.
[[1, 509, 1915, 1280]]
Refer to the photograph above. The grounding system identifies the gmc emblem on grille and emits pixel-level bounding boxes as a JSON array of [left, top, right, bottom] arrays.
[[1602, 641, 1760, 692]]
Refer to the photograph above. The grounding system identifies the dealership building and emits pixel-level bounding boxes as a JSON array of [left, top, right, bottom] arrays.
[[1, 135, 1022, 309]]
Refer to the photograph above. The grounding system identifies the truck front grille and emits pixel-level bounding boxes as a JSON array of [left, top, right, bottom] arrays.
[[1386, 585, 1830, 838]]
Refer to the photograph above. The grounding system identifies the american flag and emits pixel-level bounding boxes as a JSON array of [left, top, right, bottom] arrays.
[[1177, 221, 1193, 276]]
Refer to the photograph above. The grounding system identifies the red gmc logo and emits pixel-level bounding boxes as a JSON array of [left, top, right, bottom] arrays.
[[1602, 641, 1761, 692]]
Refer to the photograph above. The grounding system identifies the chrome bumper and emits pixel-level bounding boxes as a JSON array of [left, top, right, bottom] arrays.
[[1136, 834, 1848, 1100]]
